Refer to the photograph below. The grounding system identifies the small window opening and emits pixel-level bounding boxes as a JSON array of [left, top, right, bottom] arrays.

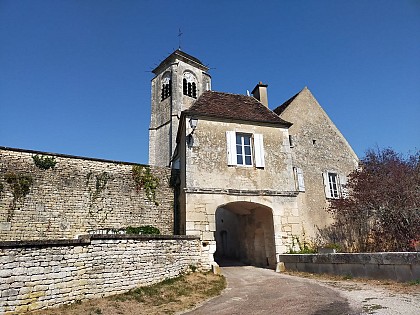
[[183, 78, 188, 95], [312, 139, 316, 145], [183, 72, 197, 98], [188, 82, 192, 96], [161, 73, 172, 101], [161, 79, 172, 101], [289, 135, 294, 147], [192, 82, 197, 98]]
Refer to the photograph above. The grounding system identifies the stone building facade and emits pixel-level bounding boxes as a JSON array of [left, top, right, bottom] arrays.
[[150, 50, 358, 269], [274, 88, 359, 238]]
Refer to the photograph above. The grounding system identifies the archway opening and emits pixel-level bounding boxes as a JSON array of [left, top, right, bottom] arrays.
[[214, 201, 276, 269]]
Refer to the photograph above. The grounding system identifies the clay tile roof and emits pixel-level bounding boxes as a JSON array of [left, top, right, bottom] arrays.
[[273, 92, 300, 115], [184, 91, 291, 126]]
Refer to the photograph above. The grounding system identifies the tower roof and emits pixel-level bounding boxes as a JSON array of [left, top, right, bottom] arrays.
[[152, 49, 209, 74]]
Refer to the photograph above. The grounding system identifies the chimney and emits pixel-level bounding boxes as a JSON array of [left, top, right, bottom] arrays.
[[251, 82, 268, 107]]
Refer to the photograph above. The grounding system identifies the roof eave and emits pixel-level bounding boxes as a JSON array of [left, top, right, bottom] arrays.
[[182, 110, 292, 128]]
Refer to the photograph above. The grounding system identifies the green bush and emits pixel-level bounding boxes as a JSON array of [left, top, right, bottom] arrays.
[[125, 225, 160, 235], [33, 154, 57, 170]]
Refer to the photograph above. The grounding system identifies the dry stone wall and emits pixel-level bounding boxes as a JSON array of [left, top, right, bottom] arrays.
[[0, 235, 202, 314], [0, 147, 174, 240]]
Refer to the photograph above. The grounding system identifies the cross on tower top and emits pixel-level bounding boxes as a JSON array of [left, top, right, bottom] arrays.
[[178, 28, 183, 50]]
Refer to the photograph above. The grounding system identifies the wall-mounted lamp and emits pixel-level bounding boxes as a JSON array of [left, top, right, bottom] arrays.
[[189, 117, 198, 134]]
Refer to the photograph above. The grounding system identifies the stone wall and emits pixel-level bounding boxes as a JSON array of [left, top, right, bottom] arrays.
[[0, 147, 174, 240], [279, 252, 420, 282], [0, 235, 203, 314]]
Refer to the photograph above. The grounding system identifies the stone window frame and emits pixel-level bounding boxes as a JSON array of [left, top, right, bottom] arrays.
[[226, 131, 265, 168], [161, 72, 172, 101], [182, 71, 197, 99]]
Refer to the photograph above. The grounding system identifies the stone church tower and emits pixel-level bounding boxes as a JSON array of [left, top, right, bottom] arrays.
[[148, 50, 211, 166]]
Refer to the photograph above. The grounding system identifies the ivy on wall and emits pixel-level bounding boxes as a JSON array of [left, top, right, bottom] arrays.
[[86, 171, 109, 201], [86, 171, 111, 224], [132, 165, 160, 205], [4, 172, 33, 221]]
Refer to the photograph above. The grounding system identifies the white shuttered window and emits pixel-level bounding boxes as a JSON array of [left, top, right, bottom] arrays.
[[254, 133, 265, 168], [226, 131, 265, 168], [293, 167, 305, 192], [226, 131, 237, 166]]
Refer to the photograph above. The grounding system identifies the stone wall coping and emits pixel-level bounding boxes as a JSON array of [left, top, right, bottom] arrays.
[[185, 187, 298, 197], [88, 234, 200, 241], [279, 252, 420, 265], [0, 145, 155, 167], [0, 234, 200, 248]]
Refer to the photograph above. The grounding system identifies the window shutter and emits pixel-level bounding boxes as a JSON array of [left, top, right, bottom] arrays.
[[296, 167, 305, 192], [226, 131, 236, 166], [254, 134, 265, 168], [322, 172, 331, 198], [339, 174, 348, 198]]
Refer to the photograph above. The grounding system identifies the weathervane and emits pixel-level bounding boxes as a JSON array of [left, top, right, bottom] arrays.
[[178, 28, 183, 50]]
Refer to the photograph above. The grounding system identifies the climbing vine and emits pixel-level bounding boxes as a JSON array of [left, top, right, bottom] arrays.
[[32, 154, 57, 170], [4, 172, 33, 221], [132, 165, 160, 205], [85, 171, 111, 224]]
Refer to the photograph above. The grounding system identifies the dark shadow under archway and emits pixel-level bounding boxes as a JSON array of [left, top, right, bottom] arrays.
[[214, 201, 276, 269]]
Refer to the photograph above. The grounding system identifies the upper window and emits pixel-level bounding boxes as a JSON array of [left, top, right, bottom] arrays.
[[236, 134, 253, 166], [328, 172, 339, 198], [183, 72, 197, 98], [161, 73, 172, 101], [226, 131, 264, 168], [323, 171, 347, 199]]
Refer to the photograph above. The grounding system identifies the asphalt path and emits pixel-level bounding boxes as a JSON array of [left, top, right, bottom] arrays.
[[182, 264, 362, 315]]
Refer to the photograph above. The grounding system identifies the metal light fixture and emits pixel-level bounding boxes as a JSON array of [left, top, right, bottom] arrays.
[[187, 117, 198, 148], [189, 117, 198, 133]]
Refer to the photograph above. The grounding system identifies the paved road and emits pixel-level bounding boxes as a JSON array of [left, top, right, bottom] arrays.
[[183, 265, 361, 315]]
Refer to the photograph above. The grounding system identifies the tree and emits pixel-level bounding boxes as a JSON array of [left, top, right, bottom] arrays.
[[319, 148, 419, 252]]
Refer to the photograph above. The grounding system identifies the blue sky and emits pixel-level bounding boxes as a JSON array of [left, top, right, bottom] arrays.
[[1, 0, 419, 164]]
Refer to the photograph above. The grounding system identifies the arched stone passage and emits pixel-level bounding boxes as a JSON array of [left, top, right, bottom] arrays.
[[214, 201, 276, 269]]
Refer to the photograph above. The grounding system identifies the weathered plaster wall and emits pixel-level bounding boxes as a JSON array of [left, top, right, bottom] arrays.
[[278, 88, 359, 238], [183, 118, 295, 191], [0, 147, 174, 241], [0, 235, 203, 314]]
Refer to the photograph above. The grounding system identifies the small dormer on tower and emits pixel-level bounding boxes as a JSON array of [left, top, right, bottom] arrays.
[[149, 50, 211, 167]]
